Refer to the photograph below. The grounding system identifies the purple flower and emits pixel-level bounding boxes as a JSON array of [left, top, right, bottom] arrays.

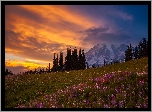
[[143, 103, 148, 108], [111, 99, 117, 105], [38, 103, 42, 108], [104, 104, 109, 108], [139, 92, 142, 98], [46, 95, 49, 98], [121, 84, 124, 89], [111, 94, 115, 98], [119, 101, 124, 108]]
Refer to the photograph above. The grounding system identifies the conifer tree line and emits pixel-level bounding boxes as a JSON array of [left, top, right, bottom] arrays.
[[125, 38, 148, 62], [51, 47, 87, 72]]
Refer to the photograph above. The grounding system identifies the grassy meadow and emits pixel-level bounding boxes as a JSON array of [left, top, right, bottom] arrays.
[[5, 57, 148, 108]]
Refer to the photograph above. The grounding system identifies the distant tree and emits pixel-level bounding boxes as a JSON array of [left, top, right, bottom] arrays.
[[137, 38, 148, 59], [125, 44, 133, 62], [134, 46, 139, 59], [92, 64, 96, 68], [64, 48, 72, 71], [146, 40, 148, 56], [86, 62, 89, 69], [125, 46, 129, 62], [110, 59, 113, 65], [104, 59, 106, 66], [81, 49, 86, 69], [114, 60, 119, 64], [51, 53, 59, 72]]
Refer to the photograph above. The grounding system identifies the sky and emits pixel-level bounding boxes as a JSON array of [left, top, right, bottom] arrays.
[[5, 5, 148, 74]]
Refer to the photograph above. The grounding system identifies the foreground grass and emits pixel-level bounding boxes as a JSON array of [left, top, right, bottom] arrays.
[[5, 57, 148, 108]]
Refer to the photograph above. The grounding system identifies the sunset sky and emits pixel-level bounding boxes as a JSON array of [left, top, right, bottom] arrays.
[[5, 5, 148, 74]]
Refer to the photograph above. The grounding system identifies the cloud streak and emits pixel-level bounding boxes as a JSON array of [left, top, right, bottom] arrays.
[[78, 26, 132, 46], [107, 9, 133, 21]]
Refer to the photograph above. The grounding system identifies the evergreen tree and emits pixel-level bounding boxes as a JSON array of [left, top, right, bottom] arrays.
[[146, 40, 148, 56], [104, 59, 106, 66], [71, 49, 75, 70], [51, 53, 59, 72], [125, 44, 133, 62], [73, 47, 78, 70], [134, 46, 139, 59], [128, 44, 133, 61], [81, 49, 86, 69], [64, 48, 72, 71], [125, 46, 130, 62], [78, 48, 82, 70], [138, 41, 143, 58], [86, 62, 89, 69], [142, 38, 148, 57], [59, 52, 63, 71]]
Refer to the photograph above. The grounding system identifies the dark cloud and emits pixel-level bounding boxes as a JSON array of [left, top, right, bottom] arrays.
[[5, 5, 44, 24], [5, 5, 84, 33], [85, 26, 109, 35], [82, 26, 132, 46]]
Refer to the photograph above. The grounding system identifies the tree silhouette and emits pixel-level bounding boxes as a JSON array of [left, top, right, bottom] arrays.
[[51, 53, 59, 72], [81, 49, 86, 69], [104, 59, 106, 66], [125, 44, 133, 62], [64, 48, 72, 71], [59, 52, 63, 71], [52, 47, 87, 72], [125, 38, 148, 61], [136, 38, 148, 59], [134, 46, 139, 59], [78, 48, 82, 70]]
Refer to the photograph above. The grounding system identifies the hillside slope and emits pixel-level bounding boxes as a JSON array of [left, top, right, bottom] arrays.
[[5, 57, 148, 108]]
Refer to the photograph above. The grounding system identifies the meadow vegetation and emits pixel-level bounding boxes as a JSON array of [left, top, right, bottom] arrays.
[[5, 57, 148, 108]]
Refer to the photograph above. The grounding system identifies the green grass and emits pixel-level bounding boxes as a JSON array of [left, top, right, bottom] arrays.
[[5, 57, 148, 108]]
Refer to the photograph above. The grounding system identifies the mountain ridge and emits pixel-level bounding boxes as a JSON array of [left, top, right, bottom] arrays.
[[85, 43, 128, 67]]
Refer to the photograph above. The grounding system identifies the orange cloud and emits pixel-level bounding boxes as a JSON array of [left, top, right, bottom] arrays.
[[5, 5, 99, 48], [5, 59, 52, 71], [5, 5, 101, 73]]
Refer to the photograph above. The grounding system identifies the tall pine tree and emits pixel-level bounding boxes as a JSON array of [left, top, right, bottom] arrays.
[[59, 52, 63, 71], [134, 46, 139, 59], [125, 44, 133, 62]]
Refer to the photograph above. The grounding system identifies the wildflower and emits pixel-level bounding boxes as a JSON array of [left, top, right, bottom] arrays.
[[143, 103, 148, 108], [83, 100, 87, 103], [46, 95, 49, 98], [119, 101, 124, 108], [111, 99, 117, 105], [52, 105, 55, 108], [139, 92, 142, 98], [139, 79, 144, 85], [104, 104, 109, 108], [38, 103, 42, 108]]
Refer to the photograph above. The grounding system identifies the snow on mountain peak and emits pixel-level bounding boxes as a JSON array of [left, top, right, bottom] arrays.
[[85, 43, 128, 66]]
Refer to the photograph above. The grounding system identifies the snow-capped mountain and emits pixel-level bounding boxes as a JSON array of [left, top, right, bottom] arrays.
[[85, 43, 128, 67]]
